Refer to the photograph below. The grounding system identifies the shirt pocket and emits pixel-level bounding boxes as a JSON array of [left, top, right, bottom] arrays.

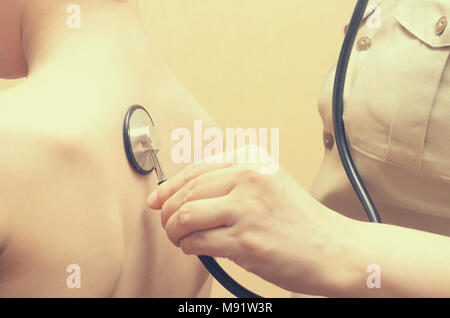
[[342, 0, 450, 179]]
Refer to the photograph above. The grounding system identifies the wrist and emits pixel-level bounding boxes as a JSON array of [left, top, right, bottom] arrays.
[[320, 211, 367, 297]]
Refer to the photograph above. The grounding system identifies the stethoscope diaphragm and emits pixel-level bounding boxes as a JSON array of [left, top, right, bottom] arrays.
[[123, 105, 162, 176]]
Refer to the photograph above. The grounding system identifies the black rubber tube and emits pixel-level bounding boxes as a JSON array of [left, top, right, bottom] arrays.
[[197, 256, 261, 298], [332, 0, 382, 224]]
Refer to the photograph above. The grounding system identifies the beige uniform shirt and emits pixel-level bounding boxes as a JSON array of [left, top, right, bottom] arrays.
[[312, 0, 450, 237], [294, 0, 450, 298]]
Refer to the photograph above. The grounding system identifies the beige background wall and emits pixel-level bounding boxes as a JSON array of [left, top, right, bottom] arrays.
[[0, 0, 356, 298]]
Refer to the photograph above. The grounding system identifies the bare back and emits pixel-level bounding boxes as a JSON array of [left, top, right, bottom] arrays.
[[0, 62, 214, 297]]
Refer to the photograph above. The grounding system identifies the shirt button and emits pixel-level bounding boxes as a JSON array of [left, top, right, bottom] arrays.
[[356, 36, 372, 51], [435, 16, 448, 36], [323, 132, 334, 150]]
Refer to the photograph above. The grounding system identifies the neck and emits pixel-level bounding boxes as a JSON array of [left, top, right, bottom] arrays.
[[21, 1, 168, 88]]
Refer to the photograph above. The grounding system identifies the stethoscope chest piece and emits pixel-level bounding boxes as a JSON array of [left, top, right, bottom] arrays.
[[123, 105, 162, 175]]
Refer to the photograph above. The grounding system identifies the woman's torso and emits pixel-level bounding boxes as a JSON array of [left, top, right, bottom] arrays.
[[293, 0, 450, 299], [313, 0, 450, 237]]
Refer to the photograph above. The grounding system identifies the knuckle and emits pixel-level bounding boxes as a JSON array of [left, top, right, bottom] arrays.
[[189, 176, 199, 190], [181, 233, 205, 255], [243, 197, 265, 215], [239, 168, 263, 183], [165, 225, 178, 245], [180, 239, 194, 255], [224, 161, 237, 169], [193, 232, 207, 251], [177, 207, 192, 227], [183, 163, 201, 183], [161, 204, 170, 225], [160, 214, 167, 229], [161, 200, 178, 227], [184, 178, 198, 201], [237, 231, 260, 254], [161, 199, 174, 217]]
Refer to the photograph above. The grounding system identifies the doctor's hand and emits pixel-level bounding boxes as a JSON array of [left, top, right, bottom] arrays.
[[146, 146, 352, 295]]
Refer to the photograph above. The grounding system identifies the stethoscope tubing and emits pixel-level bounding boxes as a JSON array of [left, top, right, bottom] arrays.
[[332, 0, 382, 224], [198, 256, 261, 298]]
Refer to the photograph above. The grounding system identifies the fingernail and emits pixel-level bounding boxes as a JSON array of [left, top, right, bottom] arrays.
[[147, 190, 157, 207]]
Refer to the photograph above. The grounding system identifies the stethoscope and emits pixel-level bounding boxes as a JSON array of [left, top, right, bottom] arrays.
[[123, 0, 381, 298]]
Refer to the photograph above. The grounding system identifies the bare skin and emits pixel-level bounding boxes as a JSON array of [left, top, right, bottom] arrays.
[[0, 0, 212, 297]]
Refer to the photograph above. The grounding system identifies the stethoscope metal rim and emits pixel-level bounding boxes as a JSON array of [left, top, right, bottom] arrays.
[[123, 105, 156, 175]]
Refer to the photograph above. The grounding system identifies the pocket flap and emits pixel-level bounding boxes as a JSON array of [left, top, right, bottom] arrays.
[[394, 0, 450, 48]]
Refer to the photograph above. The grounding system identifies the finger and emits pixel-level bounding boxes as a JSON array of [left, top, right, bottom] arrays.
[[165, 196, 237, 246], [179, 227, 237, 259], [160, 167, 238, 228], [147, 162, 234, 209]]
